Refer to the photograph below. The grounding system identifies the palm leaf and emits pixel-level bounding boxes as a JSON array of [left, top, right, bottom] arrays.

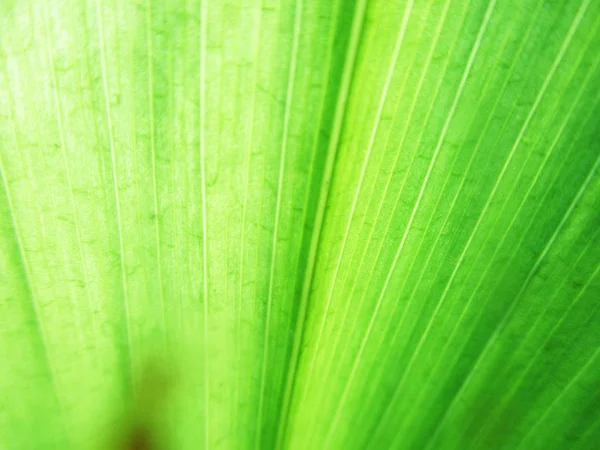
[[1, 0, 599, 449]]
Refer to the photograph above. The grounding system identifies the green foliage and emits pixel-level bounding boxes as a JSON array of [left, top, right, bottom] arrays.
[[1, 0, 599, 449]]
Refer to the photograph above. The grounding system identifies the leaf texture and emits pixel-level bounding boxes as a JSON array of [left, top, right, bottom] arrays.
[[0, 0, 599, 449]]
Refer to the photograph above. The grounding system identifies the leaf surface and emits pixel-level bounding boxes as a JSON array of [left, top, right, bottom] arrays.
[[0, 1, 599, 449]]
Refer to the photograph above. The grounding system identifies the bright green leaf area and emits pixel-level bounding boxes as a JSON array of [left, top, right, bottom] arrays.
[[1, 0, 599, 449]]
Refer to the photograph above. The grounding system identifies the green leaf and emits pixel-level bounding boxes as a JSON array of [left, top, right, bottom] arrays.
[[1, 0, 599, 449]]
